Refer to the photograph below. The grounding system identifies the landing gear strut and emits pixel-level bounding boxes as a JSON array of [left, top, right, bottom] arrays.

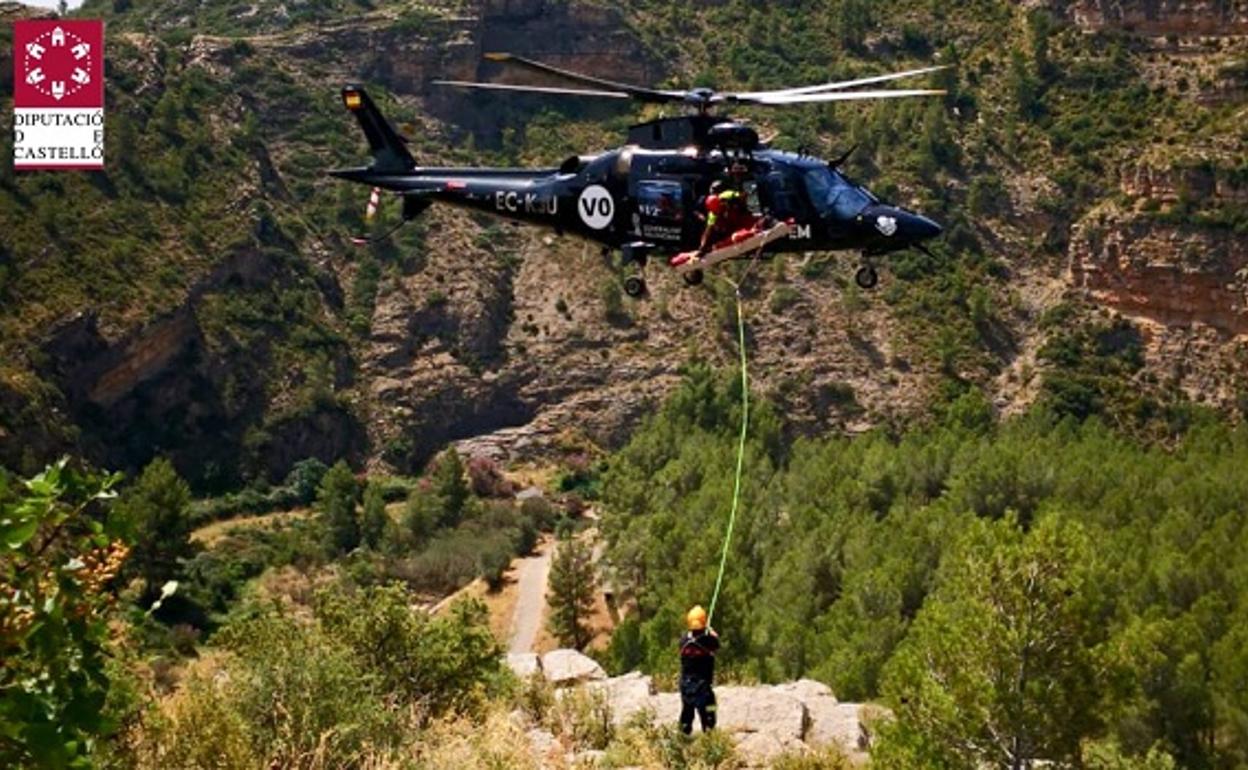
[[621, 243, 653, 299]]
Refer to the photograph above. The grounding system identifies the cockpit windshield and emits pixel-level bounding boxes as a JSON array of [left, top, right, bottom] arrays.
[[803, 167, 873, 219]]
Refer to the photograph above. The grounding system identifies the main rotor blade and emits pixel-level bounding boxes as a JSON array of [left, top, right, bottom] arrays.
[[483, 52, 684, 104], [735, 65, 950, 98], [432, 80, 631, 100], [742, 88, 946, 105]]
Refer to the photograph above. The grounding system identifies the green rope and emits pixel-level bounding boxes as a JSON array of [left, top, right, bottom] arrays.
[[707, 285, 750, 628]]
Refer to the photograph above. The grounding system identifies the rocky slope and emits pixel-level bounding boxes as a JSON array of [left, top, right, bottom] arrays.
[[1063, 0, 1248, 36], [1, 0, 1245, 482]]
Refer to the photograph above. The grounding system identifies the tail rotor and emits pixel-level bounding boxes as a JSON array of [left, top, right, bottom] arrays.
[[349, 187, 382, 245]]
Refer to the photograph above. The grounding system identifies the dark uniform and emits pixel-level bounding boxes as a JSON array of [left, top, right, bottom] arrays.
[[678, 628, 720, 734]]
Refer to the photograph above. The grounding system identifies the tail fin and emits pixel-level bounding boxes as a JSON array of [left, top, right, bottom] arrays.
[[341, 86, 415, 173]]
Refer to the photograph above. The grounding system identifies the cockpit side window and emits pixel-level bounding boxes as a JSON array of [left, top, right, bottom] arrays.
[[803, 167, 870, 218], [760, 171, 806, 219]]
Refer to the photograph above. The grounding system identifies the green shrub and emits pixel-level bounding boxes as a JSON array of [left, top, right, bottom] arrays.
[[219, 608, 396, 765], [400, 487, 440, 549], [0, 461, 128, 769], [478, 543, 513, 590], [967, 174, 1008, 217], [137, 672, 255, 770], [284, 458, 329, 504], [520, 495, 558, 529], [392, 527, 515, 593], [771, 744, 855, 769], [550, 687, 615, 750], [515, 673, 555, 724], [769, 284, 801, 314], [601, 279, 631, 327], [314, 585, 502, 716]]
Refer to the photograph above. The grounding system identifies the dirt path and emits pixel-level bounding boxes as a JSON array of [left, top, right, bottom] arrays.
[[508, 538, 554, 653]]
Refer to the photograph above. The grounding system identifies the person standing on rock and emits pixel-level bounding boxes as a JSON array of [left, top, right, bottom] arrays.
[[678, 605, 720, 735]]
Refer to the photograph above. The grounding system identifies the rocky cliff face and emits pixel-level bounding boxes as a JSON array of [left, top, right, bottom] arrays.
[[1065, 0, 1248, 35], [1070, 211, 1247, 335], [1068, 153, 1248, 409], [33, 247, 363, 487], [1052, 0, 1248, 103]]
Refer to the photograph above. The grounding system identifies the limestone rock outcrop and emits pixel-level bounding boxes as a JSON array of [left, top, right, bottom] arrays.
[[531, 653, 884, 766], [541, 649, 607, 686], [1064, 0, 1248, 35]]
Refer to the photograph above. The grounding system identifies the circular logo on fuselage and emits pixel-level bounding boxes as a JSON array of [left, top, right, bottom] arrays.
[[578, 184, 615, 230]]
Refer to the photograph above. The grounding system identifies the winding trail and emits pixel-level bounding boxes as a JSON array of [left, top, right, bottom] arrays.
[[508, 539, 554, 653]]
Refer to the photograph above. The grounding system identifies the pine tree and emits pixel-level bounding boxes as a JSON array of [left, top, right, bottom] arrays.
[[1028, 9, 1056, 83], [402, 487, 439, 548], [1008, 48, 1042, 120], [546, 535, 596, 649], [877, 515, 1101, 769], [113, 457, 194, 598], [431, 449, 470, 528], [318, 461, 360, 555], [360, 482, 387, 550]]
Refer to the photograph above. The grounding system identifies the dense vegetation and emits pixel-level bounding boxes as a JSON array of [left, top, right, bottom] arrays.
[[600, 366, 1248, 767], [0, 446, 561, 768]]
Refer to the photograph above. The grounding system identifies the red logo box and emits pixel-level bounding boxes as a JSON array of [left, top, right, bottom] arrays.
[[14, 20, 104, 110]]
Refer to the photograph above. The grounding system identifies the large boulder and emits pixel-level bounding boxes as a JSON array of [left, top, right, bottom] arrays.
[[806, 702, 865, 753], [772, 678, 836, 703], [649, 692, 683, 725], [506, 652, 541, 679], [541, 649, 607, 686], [714, 685, 807, 742], [734, 731, 807, 765], [585, 671, 656, 725]]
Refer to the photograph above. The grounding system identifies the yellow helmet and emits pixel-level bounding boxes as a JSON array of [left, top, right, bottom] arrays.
[[686, 605, 708, 631]]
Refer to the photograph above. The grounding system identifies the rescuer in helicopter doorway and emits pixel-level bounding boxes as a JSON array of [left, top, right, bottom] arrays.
[[697, 176, 758, 257]]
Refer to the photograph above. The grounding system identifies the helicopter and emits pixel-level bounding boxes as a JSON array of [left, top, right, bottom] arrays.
[[330, 53, 947, 297]]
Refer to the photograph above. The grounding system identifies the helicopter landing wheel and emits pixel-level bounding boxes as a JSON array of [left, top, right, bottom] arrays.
[[854, 265, 879, 290], [683, 269, 704, 287], [623, 276, 647, 298]]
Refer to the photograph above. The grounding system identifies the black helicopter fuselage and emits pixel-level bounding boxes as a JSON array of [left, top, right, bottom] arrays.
[[330, 87, 941, 268]]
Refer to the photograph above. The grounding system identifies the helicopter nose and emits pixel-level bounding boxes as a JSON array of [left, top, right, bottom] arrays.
[[862, 205, 942, 245]]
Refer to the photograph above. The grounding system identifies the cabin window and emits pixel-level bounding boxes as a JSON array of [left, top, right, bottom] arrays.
[[636, 180, 685, 222]]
